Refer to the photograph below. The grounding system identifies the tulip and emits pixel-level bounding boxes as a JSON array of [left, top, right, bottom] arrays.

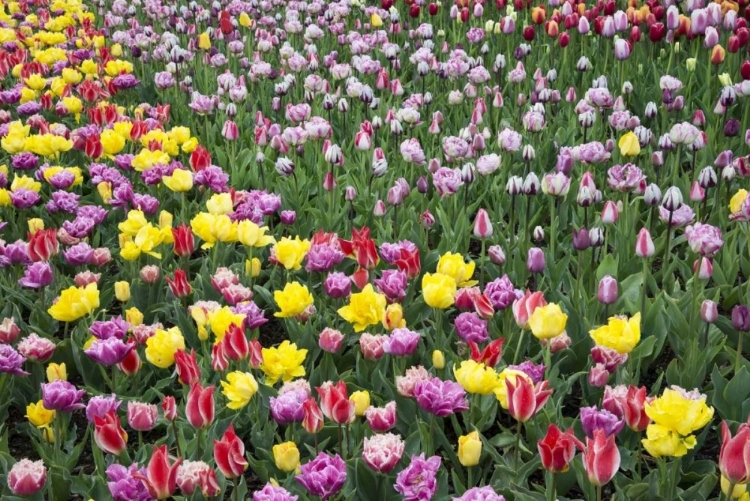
[[8, 459, 46, 496], [597, 276, 618, 305], [303, 398, 324, 434], [166, 269, 191, 298], [527, 247, 545, 274], [701, 300, 718, 324], [94, 410, 128, 455], [186, 383, 215, 429], [316, 381, 355, 425], [432, 350, 445, 369], [162, 396, 177, 422], [273, 442, 301, 473], [603, 385, 651, 432], [133, 445, 182, 500], [512, 291, 547, 329], [538, 424, 583, 473], [635, 228, 654, 257], [719, 421, 750, 485], [350, 390, 370, 416], [365, 401, 397, 432], [506, 376, 553, 423], [458, 431, 482, 467], [363, 433, 405, 473], [214, 424, 248, 479], [473, 208, 493, 238], [174, 349, 201, 386], [127, 401, 158, 431], [583, 429, 620, 487]]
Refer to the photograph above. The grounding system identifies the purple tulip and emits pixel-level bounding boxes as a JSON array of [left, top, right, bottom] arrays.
[[658, 205, 695, 227], [597, 276, 619, 305], [84, 338, 134, 366], [607, 163, 646, 192], [253, 483, 299, 501], [454, 312, 489, 343], [324, 272, 351, 299], [572, 227, 591, 251], [374, 269, 408, 303], [305, 244, 345, 273], [508, 361, 546, 384], [453, 487, 506, 501], [10, 189, 41, 209], [580, 406, 625, 438], [394, 454, 441, 501], [383, 328, 421, 357], [18, 262, 54, 289], [63, 242, 95, 266], [90, 317, 130, 340], [413, 377, 469, 417], [527, 247, 546, 273], [269, 388, 306, 426], [41, 380, 85, 412], [106, 464, 152, 501], [296, 452, 347, 500], [86, 394, 122, 424], [232, 301, 268, 330], [732, 305, 750, 332], [11, 152, 39, 170], [483, 275, 522, 310], [701, 300, 718, 324], [280, 210, 296, 225], [0, 344, 29, 376], [684, 223, 723, 257]]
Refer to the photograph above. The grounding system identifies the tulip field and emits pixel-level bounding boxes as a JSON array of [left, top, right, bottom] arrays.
[[4, 0, 750, 499]]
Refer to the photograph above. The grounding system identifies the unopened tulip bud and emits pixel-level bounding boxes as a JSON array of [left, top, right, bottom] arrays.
[[662, 186, 683, 211], [523, 173, 541, 195], [689, 181, 705, 202], [701, 300, 718, 323], [432, 350, 445, 369], [421, 211, 435, 228], [644, 184, 662, 206], [547, 332, 571, 353], [373, 200, 386, 217], [506, 176, 523, 195], [417, 176, 429, 193], [652, 151, 664, 167], [601, 201, 618, 224], [572, 228, 591, 251], [693, 257, 713, 279], [114, 281, 131, 302], [635, 228, 655, 257], [523, 145, 536, 162], [527, 247, 546, 273], [597, 276, 618, 305], [488, 245, 506, 265], [589, 227, 604, 247], [533, 226, 545, 243], [473, 209, 493, 238], [722, 165, 736, 181]]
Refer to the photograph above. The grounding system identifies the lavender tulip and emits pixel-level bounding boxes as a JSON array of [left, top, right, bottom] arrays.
[[296, 452, 347, 500], [42, 380, 85, 412]]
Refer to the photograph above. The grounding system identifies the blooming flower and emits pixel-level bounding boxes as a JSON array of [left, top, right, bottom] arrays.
[[394, 454, 441, 501], [337, 284, 387, 332], [261, 341, 308, 385], [296, 452, 347, 500]]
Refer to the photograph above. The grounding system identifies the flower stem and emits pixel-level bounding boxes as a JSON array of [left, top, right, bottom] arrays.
[[736, 332, 744, 375], [547, 472, 557, 501], [514, 420, 522, 469]]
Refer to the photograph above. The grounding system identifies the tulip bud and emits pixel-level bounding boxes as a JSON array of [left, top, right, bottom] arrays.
[[345, 186, 356, 201], [114, 281, 130, 302], [533, 226, 545, 242], [694, 257, 713, 279], [473, 208, 493, 238], [722, 165, 736, 181], [662, 186, 683, 211], [162, 396, 177, 421], [488, 244, 506, 265], [701, 300, 718, 324], [588, 364, 610, 387], [689, 181, 705, 202], [458, 431, 482, 467], [597, 276, 618, 305], [527, 247, 546, 273], [373, 200, 386, 217], [421, 211, 435, 228], [506, 176, 523, 195], [572, 228, 591, 251], [589, 227, 604, 247], [350, 390, 370, 416], [732, 305, 750, 332], [601, 201, 619, 224], [432, 350, 445, 369], [635, 228, 655, 257], [643, 184, 662, 206]]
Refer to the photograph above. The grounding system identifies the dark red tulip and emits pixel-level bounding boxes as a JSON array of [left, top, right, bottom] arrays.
[[523, 25, 535, 41]]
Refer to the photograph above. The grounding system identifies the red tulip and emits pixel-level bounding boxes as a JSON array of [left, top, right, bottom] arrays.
[[303, 397, 324, 434], [172, 224, 195, 257], [117, 339, 141, 376], [211, 343, 229, 372], [221, 323, 249, 361], [133, 445, 182, 500], [94, 410, 128, 455], [174, 349, 201, 385], [27, 229, 59, 262], [472, 292, 495, 319], [409, 4, 420, 17], [213, 424, 248, 479], [603, 385, 652, 432], [741, 60, 750, 81], [162, 396, 177, 421], [720, 421, 750, 484], [559, 32, 570, 47], [469, 338, 505, 367], [538, 424, 584, 473], [249, 339, 263, 368], [316, 381, 355, 425], [395, 247, 421, 278], [339, 227, 379, 270], [583, 429, 620, 486], [84, 134, 103, 159], [428, 2, 439, 15], [523, 25, 535, 40], [506, 377, 553, 423], [189, 145, 211, 172], [166, 269, 192, 298], [186, 382, 215, 429]]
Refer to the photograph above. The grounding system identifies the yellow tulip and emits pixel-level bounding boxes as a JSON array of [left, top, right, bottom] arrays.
[[272, 236, 311, 270], [730, 189, 748, 215], [589, 313, 641, 354], [432, 350, 446, 369], [114, 281, 131, 302], [458, 431, 482, 467], [454, 360, 499, 395], [47, 283, 100, 322], [245, 258, 262, 278], [198, 32, 211, 50], [261, 341, 307, 385], [145, 327, 185, 369], [207, 306, 246, 344], [337, 284, 387, 332], [239, 12, 252, 27], [421, 272, 457, 309], [162, 169, 194, 192], [350, 391, 370, 416], [125, 307, 144, 326], [237, 220, 275, 248], [273, 442, 300, 472], [206, 193, 233, 215], [641, 423, 696, 458], [528, 303, 568, 340], [382, 303, 406, 331], [437, 252, 477, 287], [371, 13, 383, 27], [274, 282, 314, 319], [46, 362, 67, 382], [101, 129, 125, 156], [221, 371, 259, 410], [27, 218, 44, 235], [26, 400, 55, 427], [618, 131, 640, 157], [644, 388, 714, 436]]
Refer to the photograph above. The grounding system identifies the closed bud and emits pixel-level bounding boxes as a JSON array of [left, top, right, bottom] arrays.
[[114, 281, 131, 302], [523, 173, 541, 195], [373, 200, 386, 217], [421, 210, 435, 228], [417, 176, 429, 193], [506, 175, 523, 195], [601, 201, 619, 224], [527, 247, 546, 273], [698, 167, 717, 189], [345, 186, 357, 201], [432, 350, 445, 369], [693, 257, 713, 279], [577, 186, 595, 207], [488, 244, 506, 265], [661, 186, 683, 211], [701, 299, 718, 324], [689, 181, 705, 202], [597, 275, 618, 305], [589, 227, 604, 247], [473, 208, 493, 238], [644, 102, 658, 119], [572, 227, 591, 251], [461, 163, 475, 184], [722, 165, 736, 181], [523, 144, 536, 162], [533, 226, 545, 243], [651, 151, 664, 168], [644, 184, 662, 206], [635, 228, 655, 257]]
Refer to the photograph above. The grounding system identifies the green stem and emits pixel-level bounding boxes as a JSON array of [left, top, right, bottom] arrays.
[[736, 332, 744, 375], [549, 198, 557, 261], [641, 258, 649, 319], [596, 484, 602, 501], [512, 330, 525, 365], [514, 420, 522, 469], [232, 476, 240, 501], [547, 472, 557, 501]]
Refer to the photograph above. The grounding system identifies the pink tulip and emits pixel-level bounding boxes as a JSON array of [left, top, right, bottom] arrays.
[[583, 430, 620, 486]]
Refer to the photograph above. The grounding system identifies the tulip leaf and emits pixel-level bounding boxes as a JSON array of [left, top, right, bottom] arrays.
[[596, 253, 619, 283]]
